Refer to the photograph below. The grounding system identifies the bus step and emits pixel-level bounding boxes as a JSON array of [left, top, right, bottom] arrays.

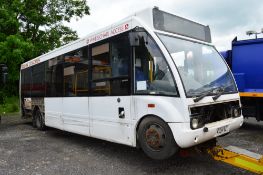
[[207, 145, 263, 174]]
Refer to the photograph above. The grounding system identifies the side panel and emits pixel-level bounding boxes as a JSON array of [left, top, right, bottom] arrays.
[[232, 42, 263, 92], [134, 96, 186, 123], [62, 97, 90, 136], [90, 96, 134, 146], [45, 98, 63, 130]]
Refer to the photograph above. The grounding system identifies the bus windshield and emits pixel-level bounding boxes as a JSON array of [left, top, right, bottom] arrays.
[[158, 34, 237, 97]]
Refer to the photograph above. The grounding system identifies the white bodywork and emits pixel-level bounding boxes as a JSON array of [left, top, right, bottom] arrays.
[[22, 7, 243, 148]]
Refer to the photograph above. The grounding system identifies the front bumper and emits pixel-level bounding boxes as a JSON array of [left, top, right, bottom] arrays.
[[168, 116, 244, 148]]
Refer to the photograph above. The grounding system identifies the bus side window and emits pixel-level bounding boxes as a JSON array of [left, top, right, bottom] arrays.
[[64, 46, 89, 97], [21, 67, 32, 98], [134, 34, 178, 96], [91, 43, 111, 96], [91, 33, 131, 96], [45, 56, 64, 97], [31, 63, 45, 97]]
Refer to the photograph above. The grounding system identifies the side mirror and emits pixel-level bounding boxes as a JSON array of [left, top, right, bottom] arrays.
[[0, 64, 8, 85]]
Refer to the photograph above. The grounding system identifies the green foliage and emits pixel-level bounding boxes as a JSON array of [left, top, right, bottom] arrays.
[[0, 96, 19, 114], [18, 0, 89, 56], [0, 91, 5, 105], [0, 0, 90, 96], [0, 35, 33, 82]]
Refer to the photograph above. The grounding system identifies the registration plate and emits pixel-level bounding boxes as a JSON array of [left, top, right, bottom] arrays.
[[216, 125, 229, 136]]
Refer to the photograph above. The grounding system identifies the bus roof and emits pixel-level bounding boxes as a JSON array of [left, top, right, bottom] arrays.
[[21, 7, 211, 70]]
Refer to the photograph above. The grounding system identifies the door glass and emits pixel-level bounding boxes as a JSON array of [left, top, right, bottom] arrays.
[[134, 34, 178, 96], [110, 34, 130, 95]]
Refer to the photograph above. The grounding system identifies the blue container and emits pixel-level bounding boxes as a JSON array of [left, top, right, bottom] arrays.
[[221, 37, 263, 121], [232, 38, 263, 93]]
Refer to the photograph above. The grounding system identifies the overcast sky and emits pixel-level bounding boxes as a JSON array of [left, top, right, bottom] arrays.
[[66, 0, 263, 51]]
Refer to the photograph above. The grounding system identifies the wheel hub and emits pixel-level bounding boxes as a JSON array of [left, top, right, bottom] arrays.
[[145, 124, 165, 151]]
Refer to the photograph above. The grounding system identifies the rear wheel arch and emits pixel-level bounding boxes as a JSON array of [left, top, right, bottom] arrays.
[[32, 105, 46, 130], [32, 106, 40, 116], [31, 106, 40, 128]]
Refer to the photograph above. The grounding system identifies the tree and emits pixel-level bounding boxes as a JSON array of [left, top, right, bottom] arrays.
[[0, 0, 90, 95], [18, 0, 89, 56]]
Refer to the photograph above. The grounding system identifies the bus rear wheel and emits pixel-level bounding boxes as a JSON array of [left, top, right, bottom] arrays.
[[32, 114, 37, 128], [34, 110, 46, 131], [138, 116, 178, 160]]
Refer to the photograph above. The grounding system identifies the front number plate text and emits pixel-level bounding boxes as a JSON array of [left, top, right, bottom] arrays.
[[216, 125, 229, 136]]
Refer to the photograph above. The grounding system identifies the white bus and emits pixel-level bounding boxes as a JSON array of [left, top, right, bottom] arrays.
[[20, 7, 243, 160]]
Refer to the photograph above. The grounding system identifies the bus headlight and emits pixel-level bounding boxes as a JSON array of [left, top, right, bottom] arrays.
[[190, 113, 204, 130], [191, 118, 199, 129], [232, 107, 241, 118], [190, 117, 204, 130]]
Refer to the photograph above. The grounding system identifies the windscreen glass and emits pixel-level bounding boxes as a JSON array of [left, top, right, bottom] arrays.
[[158, 34, 237, 97]]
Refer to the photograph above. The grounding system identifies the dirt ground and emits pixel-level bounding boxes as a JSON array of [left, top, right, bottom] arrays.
[[0, 115, 262, 175]]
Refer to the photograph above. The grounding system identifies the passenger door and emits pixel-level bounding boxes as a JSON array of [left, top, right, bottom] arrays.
[[89, 33, 134, 146], [133, 32, 180, 121]]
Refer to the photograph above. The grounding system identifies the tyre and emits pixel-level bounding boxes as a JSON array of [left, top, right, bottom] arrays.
[[32, 114, 37, 128], [21, 106, 26, 118], [35, 110, 46, 131], [138, 116, 178, 160]]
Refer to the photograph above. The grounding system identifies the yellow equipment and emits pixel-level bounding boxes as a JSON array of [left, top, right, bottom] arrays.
[[207, 145, 263, 174]]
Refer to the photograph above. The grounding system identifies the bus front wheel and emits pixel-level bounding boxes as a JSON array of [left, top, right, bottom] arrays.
[[138, 116, 178, 160]]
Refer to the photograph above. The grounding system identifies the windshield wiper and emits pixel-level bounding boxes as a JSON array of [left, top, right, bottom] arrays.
[[193, 88, 216, 103], [212, 86, 227, 101]]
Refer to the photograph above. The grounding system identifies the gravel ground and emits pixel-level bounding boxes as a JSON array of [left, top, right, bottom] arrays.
[[0, 115, 262, 175]]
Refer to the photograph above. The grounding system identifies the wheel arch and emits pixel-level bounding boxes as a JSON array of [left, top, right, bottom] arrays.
[[134, 114, 172, 148], [32, 105, 40, 117]]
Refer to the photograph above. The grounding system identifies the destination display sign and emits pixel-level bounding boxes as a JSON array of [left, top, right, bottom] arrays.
[[86, 22, 131, 45]]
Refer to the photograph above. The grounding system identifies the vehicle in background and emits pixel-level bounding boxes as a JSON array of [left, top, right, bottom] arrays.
[[20, 7, 243, 160], [221, 37, 263, 121]]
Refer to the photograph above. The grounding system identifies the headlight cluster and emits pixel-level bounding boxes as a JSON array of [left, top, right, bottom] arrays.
[[191, 118, 199, 129], [232, 107, 241, 118], [189, 101, 242, 130], [190, 114, 204, 130]]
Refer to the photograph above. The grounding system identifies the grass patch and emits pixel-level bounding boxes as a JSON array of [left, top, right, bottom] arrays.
[[0, 96, 20, 115]]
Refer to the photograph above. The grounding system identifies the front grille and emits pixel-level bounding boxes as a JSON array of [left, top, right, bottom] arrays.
[[190, 100, 240, 125]]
